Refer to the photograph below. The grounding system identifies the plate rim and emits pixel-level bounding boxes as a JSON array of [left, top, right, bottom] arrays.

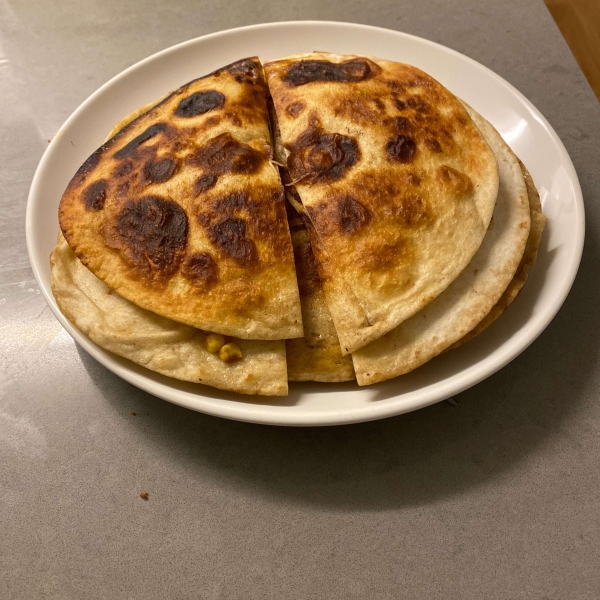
[[26, 20, 585, 426]]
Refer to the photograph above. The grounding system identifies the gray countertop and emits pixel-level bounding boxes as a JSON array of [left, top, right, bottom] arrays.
[[2, 1, 600, 598]]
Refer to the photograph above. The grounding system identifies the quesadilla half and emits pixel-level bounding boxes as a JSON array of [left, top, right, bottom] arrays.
[[265, 52, 499, 354], [351, 105, 534, 385], [59, 58, 302, 340]]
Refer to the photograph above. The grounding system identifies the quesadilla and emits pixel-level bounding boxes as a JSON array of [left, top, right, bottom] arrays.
[[59, 57, 302, 340], [265, 52, 499, 354], [51, 233, 288, 396], [351, 105, 534, 385]]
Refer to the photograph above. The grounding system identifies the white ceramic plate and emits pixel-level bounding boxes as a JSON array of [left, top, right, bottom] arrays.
[[26, 21, 584, 426]]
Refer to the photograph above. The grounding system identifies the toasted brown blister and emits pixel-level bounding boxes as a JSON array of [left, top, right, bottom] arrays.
[[59, 58, 302, 340], [265, 53, 499, 354]]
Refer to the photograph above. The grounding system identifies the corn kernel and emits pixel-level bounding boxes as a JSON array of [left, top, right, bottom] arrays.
[[219, 343, 243, 363], [206, 333, 225, 354]]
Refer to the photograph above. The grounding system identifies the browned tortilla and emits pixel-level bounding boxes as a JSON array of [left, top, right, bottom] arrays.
[[59, 58, 302, 340]]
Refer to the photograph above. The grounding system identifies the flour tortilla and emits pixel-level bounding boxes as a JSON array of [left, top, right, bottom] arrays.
[[351, 106, 532, 385], [51, 233, 288, 395], [59, 58, 302, 340], [265, 52, 499, 354], [450, 159, 545, 348]]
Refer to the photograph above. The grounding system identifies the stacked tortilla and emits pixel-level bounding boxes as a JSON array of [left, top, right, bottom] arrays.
[[52, 53, 545, 396]]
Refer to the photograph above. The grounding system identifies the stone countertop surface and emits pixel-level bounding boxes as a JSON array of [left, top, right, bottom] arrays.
[[1, 1, 599, 598]]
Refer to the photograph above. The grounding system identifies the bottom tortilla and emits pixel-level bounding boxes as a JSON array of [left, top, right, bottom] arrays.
[[51, 233, 288, 396]]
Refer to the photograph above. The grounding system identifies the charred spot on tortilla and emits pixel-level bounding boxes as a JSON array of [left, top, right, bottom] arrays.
[[337, 195, 371, 233], [387, 134, 417, 163], [333, 98, 378, 125], [283, 59, 375, 86], [114, 123, 167, 159], [114, 161, 133, 178], [406, 96, 431, 113], [106, 195, 188, 278], [181, 252, 219, 286], [287, 128, 360, 183], [144, 157, 178, 183], [287, 102, 305, 117], [191, 132, 267, 175], [194, 173, 218, 195], [205, 217, 258, 267], [394, 116, 412, 132], [83, 180, 108, 211], [212, 190, 249, 215], [226, 59, 262, 84], [392, 194, 428, 226], [174, 90, 225, 118]]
